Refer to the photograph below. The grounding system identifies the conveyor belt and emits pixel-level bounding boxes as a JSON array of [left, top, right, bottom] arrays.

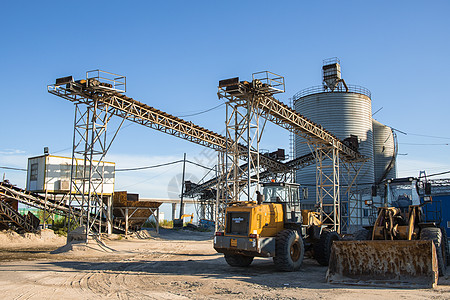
[[0, 182, 125, 232], [184, 152, 316, 197], [217, 81, 364, 161], [0, 199, 39, 233], [48, 82, 289, 173]]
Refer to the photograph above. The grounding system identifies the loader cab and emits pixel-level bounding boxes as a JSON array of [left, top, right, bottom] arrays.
[[385, 177, 420, 213], [261, 182, 301, 223]]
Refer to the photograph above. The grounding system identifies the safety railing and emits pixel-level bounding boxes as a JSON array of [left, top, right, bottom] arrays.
[[86, 70, 126, 93], [293, 84, 371, 101]]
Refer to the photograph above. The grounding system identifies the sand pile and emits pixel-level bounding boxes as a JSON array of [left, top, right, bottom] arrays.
[[52, 228, 116, 255], [132, 229, 154, 239], [0, 229, 66, 249]]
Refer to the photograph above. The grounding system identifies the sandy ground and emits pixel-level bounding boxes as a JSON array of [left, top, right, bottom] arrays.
[[0, 229, 449, 300]]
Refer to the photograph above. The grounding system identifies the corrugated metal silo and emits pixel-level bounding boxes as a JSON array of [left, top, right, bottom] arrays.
[[372, 119, 397, 183], [293, 59, 374, 207]]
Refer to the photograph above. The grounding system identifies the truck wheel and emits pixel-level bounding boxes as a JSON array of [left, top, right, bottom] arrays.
[[420, 227, 446, 276], [314, 228, 340, 266], [224, 254, 254, 267], [353, 229, 371, 240], [273, 229, 304, 271]]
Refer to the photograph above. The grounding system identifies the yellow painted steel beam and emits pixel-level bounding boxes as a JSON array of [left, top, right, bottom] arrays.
[[217, 82, 365, 162], [48, 83, 288, 172], [256, 95, 365, 161]]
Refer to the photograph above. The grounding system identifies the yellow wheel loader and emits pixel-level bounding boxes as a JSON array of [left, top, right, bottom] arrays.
[[327, 177, 449, 288], [214, 182, 340, 271]]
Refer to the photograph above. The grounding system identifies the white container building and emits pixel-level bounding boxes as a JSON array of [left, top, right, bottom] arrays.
[[26, 154, 115, 195]]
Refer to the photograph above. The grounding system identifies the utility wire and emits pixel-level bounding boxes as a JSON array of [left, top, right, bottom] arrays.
[[116, 160, 183, 172], [186, 160, 216, 171], [176, 103, 225, 118], [421, 170, 450, 178], [400, 143, 448, 146], [0, 166, 26, 171], [0, 159, 214, 173], [116, 159, 214, 172], [406, 133, 450, 140]]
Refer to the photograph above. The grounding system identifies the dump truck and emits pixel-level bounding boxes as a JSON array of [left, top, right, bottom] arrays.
[[214, 182, 340, 271], [327, 177, 450, 288]]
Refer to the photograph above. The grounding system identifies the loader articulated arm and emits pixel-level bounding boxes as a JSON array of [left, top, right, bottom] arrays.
[[372, 206, 421, 241]]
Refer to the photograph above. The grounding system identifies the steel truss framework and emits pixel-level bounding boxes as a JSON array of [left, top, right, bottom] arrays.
[[196, 199, 215, 222], [340, 161, 365, 232], [215, 151, 228, 230], [68, 102, 121, 240], [312, 145, 340, 232], [49, 71, 289, 236], [184, 152, 315, 200], [217, 72, 367, 234], [0, 182, 72, 216], [0, 181, 125, 232], [225, 98, 262, 203], [0, 198, 38, 233], [49, 70, 366, 235]]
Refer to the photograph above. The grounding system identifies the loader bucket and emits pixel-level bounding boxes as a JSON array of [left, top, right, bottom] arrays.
[[327, 240, 438, 288]]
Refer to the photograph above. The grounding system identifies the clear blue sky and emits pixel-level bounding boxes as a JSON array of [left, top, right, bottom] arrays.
[[1, 1, 450, 218]]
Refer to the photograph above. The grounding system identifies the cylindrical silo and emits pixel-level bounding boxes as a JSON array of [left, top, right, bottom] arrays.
[[372, 119, 397, 183], [294, 87, 374, 207]]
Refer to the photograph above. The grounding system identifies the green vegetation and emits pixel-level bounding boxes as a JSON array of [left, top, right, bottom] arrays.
[[51, 218, 68, 236], [141, 219, 174, 229], [159, 219, 173, 228]]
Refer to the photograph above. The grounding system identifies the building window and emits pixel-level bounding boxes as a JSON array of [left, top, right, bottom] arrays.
[[30, 163, 38, 181], [363, 208, 369, 217]]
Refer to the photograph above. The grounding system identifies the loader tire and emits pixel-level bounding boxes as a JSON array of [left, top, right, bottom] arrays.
[[224, 254, 254, 267], [420, 227, 446, 276], [314, 229, 340, 266], [441, 227, 450, 266], [273, 229, 304, 271], [353, 229, 371, 241]]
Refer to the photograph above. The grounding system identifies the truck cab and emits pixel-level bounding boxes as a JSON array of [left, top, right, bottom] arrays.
[[215, 182, 302, 258]]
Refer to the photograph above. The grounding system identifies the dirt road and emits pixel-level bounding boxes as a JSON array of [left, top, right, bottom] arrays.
[[0, 229, 449, 299]]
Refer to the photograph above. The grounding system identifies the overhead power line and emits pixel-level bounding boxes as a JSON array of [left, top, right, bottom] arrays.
[[400, 143, 448, 146], [421, 170, 450, 178], [0, 166, 26, 171], [116, 160, 183, 172], [406, 133, 450, 140], [176, 103, 225, 118], [116, 159, 214, 172]]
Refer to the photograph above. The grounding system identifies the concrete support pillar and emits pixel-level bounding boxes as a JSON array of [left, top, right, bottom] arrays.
[[125, 207, 129, 236], [107, 195, 113, 235], [172, 203, 177, 221], [156, 207, 160, 234]]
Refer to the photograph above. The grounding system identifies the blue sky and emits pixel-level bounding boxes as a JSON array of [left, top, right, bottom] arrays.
[[1, 1, 450, 218]]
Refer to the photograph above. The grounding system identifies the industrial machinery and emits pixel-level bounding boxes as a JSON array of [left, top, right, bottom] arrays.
[[214, 182, 340, 271], [327, 177, 450, 288], [173, 213, 194, 228]]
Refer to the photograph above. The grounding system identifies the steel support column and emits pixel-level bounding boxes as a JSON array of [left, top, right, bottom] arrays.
[[313, 144, 340, 233], [340, 160, 365, 233]]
